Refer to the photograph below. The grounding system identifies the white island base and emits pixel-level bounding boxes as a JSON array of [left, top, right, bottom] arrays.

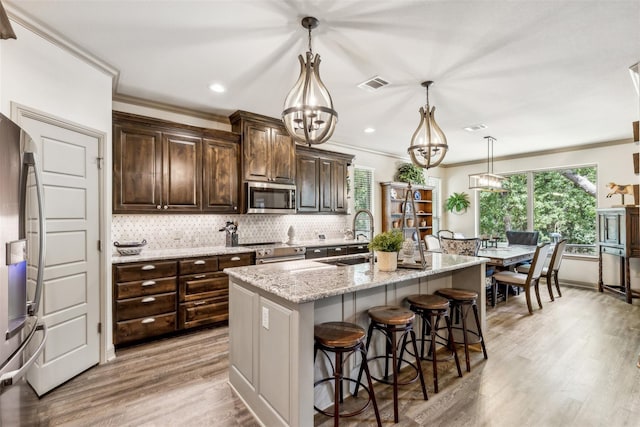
[[225, 255, 486, 426]]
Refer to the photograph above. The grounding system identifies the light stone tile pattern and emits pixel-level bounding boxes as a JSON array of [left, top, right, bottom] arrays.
[[112, 214, 350, 253], [224, 253, 487, 304]]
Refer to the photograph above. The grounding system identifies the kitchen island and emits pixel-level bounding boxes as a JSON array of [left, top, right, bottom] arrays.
[[224, 253, 487, 427]]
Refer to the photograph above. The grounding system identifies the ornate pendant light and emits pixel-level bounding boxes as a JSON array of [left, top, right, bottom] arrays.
[[0, 0, 17, 39], [282, 16, 337, 146], [407, 81, 448, 169], [469, 136, 507, 192]]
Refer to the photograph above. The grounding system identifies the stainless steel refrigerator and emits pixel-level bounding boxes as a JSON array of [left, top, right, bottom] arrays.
[[0, 113, 47, 393]]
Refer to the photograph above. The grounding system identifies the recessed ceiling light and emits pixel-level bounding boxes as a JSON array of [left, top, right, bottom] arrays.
[[364, 127, 375, 133], [463, 123, 488, 132], [209, 83, 226, 93]]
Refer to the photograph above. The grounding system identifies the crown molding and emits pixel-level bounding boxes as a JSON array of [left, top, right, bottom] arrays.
[[5, 2, 119, 90], [113, 93, 230, 124]]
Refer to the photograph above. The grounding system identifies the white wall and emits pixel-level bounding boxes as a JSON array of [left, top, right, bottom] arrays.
[[0, 20, 114, 360], [442, 140, 640, 288]]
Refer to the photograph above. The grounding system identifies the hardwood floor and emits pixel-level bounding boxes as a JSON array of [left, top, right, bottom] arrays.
[[2, 286, 639, 426]]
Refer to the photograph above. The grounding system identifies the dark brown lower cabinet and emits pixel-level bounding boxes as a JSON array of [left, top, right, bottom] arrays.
[[113, 253, 254, 346]]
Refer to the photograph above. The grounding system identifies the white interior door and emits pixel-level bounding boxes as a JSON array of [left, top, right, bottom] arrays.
[[17, 112, 101, 396]]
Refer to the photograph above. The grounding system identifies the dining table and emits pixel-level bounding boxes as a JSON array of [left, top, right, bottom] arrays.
[[477, 244, 537, 267]]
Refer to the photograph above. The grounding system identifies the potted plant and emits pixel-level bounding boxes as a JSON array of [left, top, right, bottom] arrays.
[[395, 163, 425, 185], [445, 192, 471, 213], [368, 229, 404, 271]]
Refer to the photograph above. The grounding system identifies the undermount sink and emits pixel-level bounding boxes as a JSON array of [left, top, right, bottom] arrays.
[[318, 257, 369, 267]]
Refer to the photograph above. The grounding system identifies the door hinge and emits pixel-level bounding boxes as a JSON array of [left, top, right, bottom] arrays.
[[97, 322, 102, 334], [96, 157, 103, 169], [97, 240, 102, 251]]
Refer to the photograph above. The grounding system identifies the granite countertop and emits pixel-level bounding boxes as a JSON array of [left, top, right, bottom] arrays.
[[111, 239, 370, 264], [111, 246, 255, 264], [224, 253, 487, 304]]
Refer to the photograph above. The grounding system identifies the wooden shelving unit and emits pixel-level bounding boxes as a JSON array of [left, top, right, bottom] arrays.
[[381, 182, 433, 242]]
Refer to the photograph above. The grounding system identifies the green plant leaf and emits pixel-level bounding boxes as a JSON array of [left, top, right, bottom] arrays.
[[368, 229, 404, 252]]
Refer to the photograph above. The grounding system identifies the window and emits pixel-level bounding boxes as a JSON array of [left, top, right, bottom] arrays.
[[353, 166, 374, 235], [479, 166, 597, 255]]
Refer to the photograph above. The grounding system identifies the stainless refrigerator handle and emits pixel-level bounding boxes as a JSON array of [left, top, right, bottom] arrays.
[[0, 323, 47, 393], [21, 152, 47, 316]]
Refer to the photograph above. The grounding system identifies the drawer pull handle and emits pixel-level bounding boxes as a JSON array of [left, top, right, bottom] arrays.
[[193, 301, 207, 306], [231, 256, 241, 261], [141, 265, 156, 271], [194, 260, 206, 265], [357, 246, 364, 249], [141, 280, 156, 287], [314, 249, 321, 253], [194, 274, 206, 279], [141, 297, 156, 303], [335, 248, 342, 251], [141, 318, 155, 324]]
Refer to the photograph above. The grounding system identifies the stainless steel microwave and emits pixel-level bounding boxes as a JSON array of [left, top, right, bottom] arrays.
[[246, 182, 296, 214]]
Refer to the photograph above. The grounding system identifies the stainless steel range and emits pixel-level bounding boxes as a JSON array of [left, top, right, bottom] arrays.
[[245, 242, 306, 264]]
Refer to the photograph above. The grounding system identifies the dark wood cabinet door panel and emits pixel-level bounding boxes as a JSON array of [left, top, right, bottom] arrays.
[[319, 158, 333, 212], [333, 160, 347, 213], [243, 123, 271, 182], [163, 132, 201, 210], [116, 277, 177, 300], [327, 246, 347, 257], [179, 257, 219, 275], [297, 154, 319, 212], [348, 244, 370, 254], [218, 253, 253, 269], [305, 248, 328, 259], [116, 292, 177, 321], [115, 312, 176, 345], [115, 261, 178, 282], [270, 127, 295, 183], [179, 296, 229, 329], [113, 124, 163, 211], [203, 138, 240, 212]]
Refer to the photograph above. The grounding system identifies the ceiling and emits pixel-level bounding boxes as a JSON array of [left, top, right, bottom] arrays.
[[7, 0, 640, 164]]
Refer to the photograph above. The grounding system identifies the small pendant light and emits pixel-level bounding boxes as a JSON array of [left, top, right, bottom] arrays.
[[468, 136, 507, 192], [407, 81, 448, 169], [282, 16, 338, 146]]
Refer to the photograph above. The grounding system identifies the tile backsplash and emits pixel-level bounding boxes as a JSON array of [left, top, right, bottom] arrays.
[[112, 214, 352, 250]]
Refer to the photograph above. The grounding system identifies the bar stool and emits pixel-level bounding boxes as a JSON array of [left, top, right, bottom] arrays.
[[314, 321, 382, 427], [434, 288, 488, 372], [355, 306, 428, 423], [402, 294, 462, 393]]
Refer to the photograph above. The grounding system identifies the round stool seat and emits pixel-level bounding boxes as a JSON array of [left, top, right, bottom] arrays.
[[314, 321, 366, 348], [407, 294, 449, 310], [368, 305, 415, 325], [436, 288, 478, 302]]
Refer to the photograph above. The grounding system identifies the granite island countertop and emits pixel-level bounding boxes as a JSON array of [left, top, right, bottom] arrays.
[[224, 253, 487, 304]]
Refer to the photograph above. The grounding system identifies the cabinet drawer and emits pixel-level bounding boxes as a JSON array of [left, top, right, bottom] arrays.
[[601, 246, 625, 257], [179, 274, 228, 302], [348, 244, 370, 255], [180, 257, 218, 275], [306, 248, 328, 259], [116, 292, 176, 322], [116, 277, 177, 299], [327, 246, 348, 257], [179, 296, 228, 329], [218, 253, 253, 269], [115, 312, 176, 345], [115, 261, 178, 282]]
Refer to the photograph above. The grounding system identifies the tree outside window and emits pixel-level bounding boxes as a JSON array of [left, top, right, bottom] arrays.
[[479, 167, 597, 254]]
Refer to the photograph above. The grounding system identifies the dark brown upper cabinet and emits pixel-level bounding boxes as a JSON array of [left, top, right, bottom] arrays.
[[295, 145, 353, 214], [113, 112, 239, 214], [229, 110, 296, 185], [203, 137, 240, 213]]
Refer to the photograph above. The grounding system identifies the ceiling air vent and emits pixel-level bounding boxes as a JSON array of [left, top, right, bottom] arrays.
[[358, 76, 390, 92], [463, 124, 488, 132]]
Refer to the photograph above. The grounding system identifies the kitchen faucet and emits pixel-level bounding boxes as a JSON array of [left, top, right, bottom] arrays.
[[353, 209, 375, 267]]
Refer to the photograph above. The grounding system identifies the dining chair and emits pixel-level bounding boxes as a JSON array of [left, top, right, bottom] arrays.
[[437, 229, 455, 240], [439, 237, 480, 256], [517, 239, 567, 301], [492, 243, 551, 314], [424, 235, 442, 252], [506, 230, 539, 246]]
